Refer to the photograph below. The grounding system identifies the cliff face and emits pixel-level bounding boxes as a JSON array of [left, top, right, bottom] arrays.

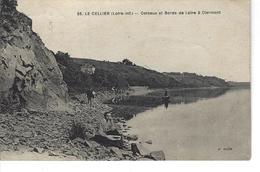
[[0, 0, 68, 111]]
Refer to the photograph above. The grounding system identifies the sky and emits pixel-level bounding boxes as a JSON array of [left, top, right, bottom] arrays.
[[17, 0, 250, 82]]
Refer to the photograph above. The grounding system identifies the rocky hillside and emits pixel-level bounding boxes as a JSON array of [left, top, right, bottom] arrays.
[[0, 0, 68, 111], [164, 72, 230, 88]]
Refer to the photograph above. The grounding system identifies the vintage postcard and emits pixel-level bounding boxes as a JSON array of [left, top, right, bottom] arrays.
[[0, 0, 250, 160]]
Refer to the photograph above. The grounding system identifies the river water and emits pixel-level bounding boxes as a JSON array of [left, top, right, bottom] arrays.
[[127, 88, 251, 160]]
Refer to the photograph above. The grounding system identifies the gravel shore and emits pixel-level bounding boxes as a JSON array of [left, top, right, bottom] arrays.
[[0, 89, 164, 160]]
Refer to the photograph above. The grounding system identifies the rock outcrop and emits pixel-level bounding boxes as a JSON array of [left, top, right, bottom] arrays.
[[0, 0, 68, 111]]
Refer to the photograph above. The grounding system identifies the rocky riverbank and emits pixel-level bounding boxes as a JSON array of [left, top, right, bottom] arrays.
[[0, 90, 165, 160]]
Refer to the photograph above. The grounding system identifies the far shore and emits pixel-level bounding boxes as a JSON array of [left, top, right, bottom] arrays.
[[129, 84, 250, 97]]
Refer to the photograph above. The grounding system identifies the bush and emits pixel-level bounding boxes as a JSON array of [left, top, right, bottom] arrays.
[[68, 120, 87, 140], [122, 59, 135, 66], [55, 51, 71, 66]]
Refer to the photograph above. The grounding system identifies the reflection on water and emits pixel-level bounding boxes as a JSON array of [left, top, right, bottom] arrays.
[[106, 88, 230, 120], [164, 100, 169, 109], [127, 88, 251, 160], [151, 88, 229, 107]]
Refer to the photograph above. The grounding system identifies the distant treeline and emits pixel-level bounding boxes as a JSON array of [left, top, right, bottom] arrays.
[[227, 81, 250, 88], [54, 51, 231, 93], [164, 72, 230, 88]]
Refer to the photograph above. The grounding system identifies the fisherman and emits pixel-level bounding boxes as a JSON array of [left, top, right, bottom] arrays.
[[163, 90, 169, 109], [164, 90, 168, 96]]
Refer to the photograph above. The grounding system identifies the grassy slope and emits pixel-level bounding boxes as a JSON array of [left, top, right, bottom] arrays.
[[72, 58, 184, 88], [57, 57, 183, 93], [55, 56, 230, 93]]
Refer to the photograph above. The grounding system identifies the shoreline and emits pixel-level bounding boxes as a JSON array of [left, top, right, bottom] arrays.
[[0, 86, 249, 160], [0, 89, 164, 161]]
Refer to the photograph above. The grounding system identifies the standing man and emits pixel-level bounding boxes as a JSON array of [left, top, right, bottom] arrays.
[[87, 88, 94, 106]]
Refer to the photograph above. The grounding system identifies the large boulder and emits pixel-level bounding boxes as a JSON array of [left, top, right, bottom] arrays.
[[91, 132, 124, 148], [149, 151, 166, 160], [131, 143, 150, 156], [125, 134, 138, 141], [0, 0, 68, 111]]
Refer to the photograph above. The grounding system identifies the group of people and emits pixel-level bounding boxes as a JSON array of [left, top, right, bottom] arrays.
[[111, 86, 130, 104], [85, 86, 130, 106]]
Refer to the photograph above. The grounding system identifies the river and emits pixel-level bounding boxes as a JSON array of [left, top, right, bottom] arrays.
[[127, 88, 251, 160]]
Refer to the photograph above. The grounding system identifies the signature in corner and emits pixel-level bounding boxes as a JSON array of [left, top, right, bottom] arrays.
[[218, 147, 232, 151]]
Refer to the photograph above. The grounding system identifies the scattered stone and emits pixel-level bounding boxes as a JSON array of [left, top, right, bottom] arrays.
[[21, 108, 29, 114], [126, 134, 138, 141], [149, 151, 166, 160], [18, 138, 26, 145], [48, 151, 59, 156], [0, 131, 6, 138], [13, 138, 20, 145], [120, 120, 126, 124], [33, 147, 44, 154], [85, 131, 95, 139], [14, 111, 29, 119], [106, 129, 121, 136], [13, 146, 19, 151], [121, 150, 132, 156], [137, 157, 154, 161], [43, 145, 49, 149], [96, 147, 102, 151], [110, 147, 123, 159], [63, 149, 78, 157], [23, 131, 33, 138], [0, 145, 9, 151], [108, 157, 119, 161], [72, 137, 85, 145], [92, 133, 124, 148], [131, 143, 150, 156], [84, 140, 93, 147], [145, 140, 152, 144]]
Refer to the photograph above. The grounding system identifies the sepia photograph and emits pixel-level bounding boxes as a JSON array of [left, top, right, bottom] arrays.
[[0, 0, 250, 161]]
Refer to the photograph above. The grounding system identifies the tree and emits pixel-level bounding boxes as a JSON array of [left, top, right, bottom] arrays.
[[55, 51, 71, 66], [122, 58, 134, 66]]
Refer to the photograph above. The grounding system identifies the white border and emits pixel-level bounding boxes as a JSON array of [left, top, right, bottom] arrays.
[[1, 0, 260, 171]]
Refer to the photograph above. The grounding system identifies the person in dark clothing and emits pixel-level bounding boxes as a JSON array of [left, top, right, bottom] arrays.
[[164, 90, 168, 96], [164, 100, 169, 109], [86, 88, 94, 106], [163, 90, 169, 109]]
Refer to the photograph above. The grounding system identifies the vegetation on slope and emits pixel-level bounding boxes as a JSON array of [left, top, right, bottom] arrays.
[[164, 72, 230, 88], [54, 51, 230, 93], [55, 52, 183, 93]]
